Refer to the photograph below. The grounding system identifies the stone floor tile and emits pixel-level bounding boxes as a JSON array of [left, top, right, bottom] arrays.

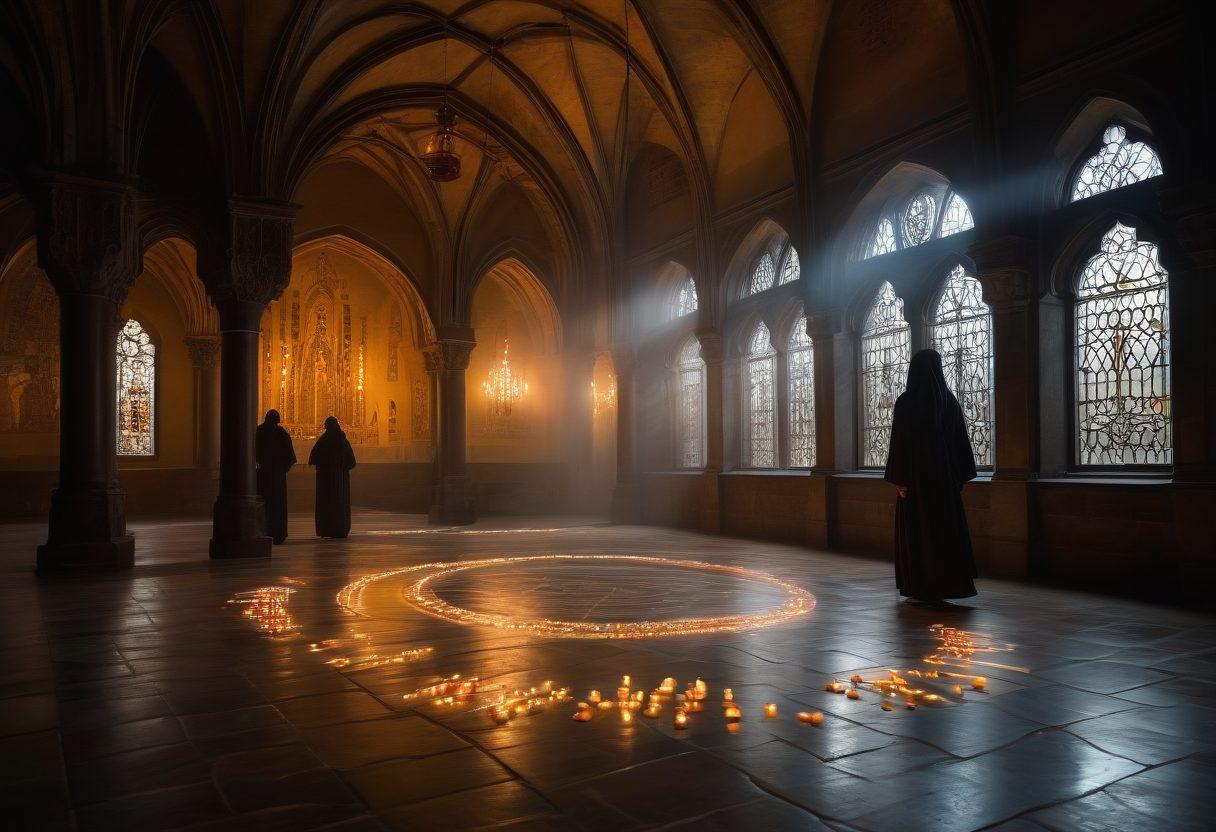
[[302, 714, 469, 769], [661, 795, 835, 830], [344, 747, 513, 810], [0, 692, 58, 736], [73, 781, 230, 832], [378, 779, 555, 831], [181, 704, 290, 739], [984, 684, 1137, 726], [1065, 707, 1216, 764], [67, 742, 212, 805], [1037, 660, 1174, 694], [274, 691, 395, 728], [62, 714, 185, 762]]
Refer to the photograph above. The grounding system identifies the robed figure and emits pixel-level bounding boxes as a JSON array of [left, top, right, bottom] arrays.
[[884, 349, 978, 601], [255, 410, 297, 544], [308, 416, 357, 538]]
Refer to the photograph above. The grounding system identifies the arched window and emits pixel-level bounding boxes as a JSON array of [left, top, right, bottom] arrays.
[[675, 337, 706, 468], [673, 274, 698, 318], [861, 189, 974, 260], [1075, 222, 1170, 466], [787, 315, 816, 467], [931, 265, 994, 467], [779, 247, 800, 285], [748, 252, 776, 295], [743, 323, 776, 467], [859, 282, 910, 467], [116, 319, 156, 456], [1071, 124, 1163, 202]]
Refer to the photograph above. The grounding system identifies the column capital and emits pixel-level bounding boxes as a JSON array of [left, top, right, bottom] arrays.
[[805, 308, 844, 339], [184, 335, 220, 369], [35, 174, 140, 304], [424, 332, 476, 372], [694, 327, 723, 363], [200, 198, 297, 308], [969, 235, 1037, 312], [1160, 180, 1216, 268]]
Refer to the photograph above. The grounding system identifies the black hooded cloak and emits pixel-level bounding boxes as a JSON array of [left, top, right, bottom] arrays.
[[884, 349, 978, 600], [255, 410, 296, 544], [308, 416, 356, 538]]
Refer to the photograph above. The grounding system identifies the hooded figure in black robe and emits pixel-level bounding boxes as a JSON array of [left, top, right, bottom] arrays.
[[884, 349, 978, 601], [255, 410, 296, 544], [308, 416, 356, 538]]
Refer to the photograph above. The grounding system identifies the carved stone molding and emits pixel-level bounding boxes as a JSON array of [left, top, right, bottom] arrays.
[[694, 328, 723, 363], [424, 339, 476, 373], [200, 199, 296, 307], [969, 236, 1036, 312], [184, 336, 220, 369], [36, 175, 139, 303]]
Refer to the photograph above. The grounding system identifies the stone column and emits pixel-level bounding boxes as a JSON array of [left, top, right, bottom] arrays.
[[1160, 185, 1216, 594], [200, 200, 295, 559], [609, 345, 640, 523], [426, 330, 476, 525], [972, 235, 1038, 578], [696, 328, 724, 532], [35, 175, 140, 572], [806, 310, 849, 548], [185, 335, 220, 476]]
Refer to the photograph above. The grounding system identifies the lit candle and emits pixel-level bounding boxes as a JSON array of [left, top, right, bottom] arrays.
[[694, 679, 707, 700], [951, 685, 964, 697], [674, 710, 689, 729], [971, 677, 987, 691], [643, 704, 662, 718], [724, 703, 741, 721], [763, 702, 778, 718], [660, 677, 676, 694], [588, 690, 601, 704], [597, 700, 613, 710], [723, 688, 734, 702], [621, 709, 633, 724], [905, 700, 917, 710], [572, 708, 592, 722], [492, 708, 511, 725], [881, 701, 894, 711], [846, 689, 860, 700], [851, 674, 864, 684], [796, 711, 823, 726], [826, 680, 846, 693]]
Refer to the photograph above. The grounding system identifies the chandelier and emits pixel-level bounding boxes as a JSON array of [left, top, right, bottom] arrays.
[[482, 338, 528, 417], [591, 374, 616, 416], [420, 104, 461, 182]]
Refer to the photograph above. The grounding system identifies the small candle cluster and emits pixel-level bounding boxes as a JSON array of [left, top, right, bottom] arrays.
[[402, 673, 479, 703], [228, 586, 298, 635], [489, 681, 570, 725], [325, 646, 434, 670]]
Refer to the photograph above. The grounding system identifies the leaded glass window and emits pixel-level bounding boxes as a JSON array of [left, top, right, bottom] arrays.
[[749, 252, 776, 295], [863, 218, 897, 260], [901, 192, 937, 247], [860, 282, 910, 468], [931, 265, 994, 467], [787, 315, 816, 467], [939, 192, 974, 237], [116, 319, 155, 456], [779, 247, 800, 285], [674, 275, 698, 318], [1075, 222, 1171, 466], [1071, 124, 1163, 202], [744, 323, 776, 467], [676, 338, 705, 468]]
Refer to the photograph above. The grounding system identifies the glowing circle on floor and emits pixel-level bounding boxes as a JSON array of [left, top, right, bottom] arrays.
[[337, 555, 815, 639]]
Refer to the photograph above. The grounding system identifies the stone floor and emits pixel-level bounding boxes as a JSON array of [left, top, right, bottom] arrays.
[[2, 511, 1214, 831]]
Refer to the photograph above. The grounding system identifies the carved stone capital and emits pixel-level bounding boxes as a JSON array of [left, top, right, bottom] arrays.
[[424, 339, 476, 373], [184, 335, 220, 370], [694, 328, 723, 363], [36, 175, 139, 303], [969, 236, 1036, 312], [200, 199, 296, 307]]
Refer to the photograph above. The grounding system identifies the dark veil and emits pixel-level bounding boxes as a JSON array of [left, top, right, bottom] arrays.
[[308, 417, 356, 470]]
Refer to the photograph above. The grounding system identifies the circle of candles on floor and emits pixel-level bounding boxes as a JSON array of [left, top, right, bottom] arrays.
[[764, 703, 777, 718], [796, 711, 823, 726], [846, 688, 860, 700]]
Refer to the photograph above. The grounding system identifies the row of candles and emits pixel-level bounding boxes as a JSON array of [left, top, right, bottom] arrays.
[[227, 586, 299, 635]]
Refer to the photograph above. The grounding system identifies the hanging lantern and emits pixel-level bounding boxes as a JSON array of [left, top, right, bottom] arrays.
[[420, 104, 461, 182], [482, 337, 528, 418]]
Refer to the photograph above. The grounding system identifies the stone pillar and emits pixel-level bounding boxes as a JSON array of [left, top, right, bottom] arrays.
[[972, 236, 1038, 578], [696, 329, 724, 533], [426, 331, 476, 525], [1160, 185, 1216, 594], [806, 310, 848, 548], [35, 176, 141, 571], [200, 200, 295, 559], [185, 335, 221, 476], [610, 345, 640, 523]]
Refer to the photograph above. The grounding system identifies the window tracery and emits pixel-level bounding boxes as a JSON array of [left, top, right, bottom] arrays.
[[744, 323, 776, 468], [939, 192, 975, 237], [1070, 124, 1163, 202], [116, 319, 155, 456], [787, 316, 815, 468], [901, 192, 937, 247], [676, 338, 705, 468], [779, 248, 800, 285], [674, 275, 698, 318], [749, 252, 776, 296], [860, 282, 910, 468], [931, 265, 994, 467], [1075, 223, 1171, 466], [860, 190, 973, 260], [864, 218, 897, 260]]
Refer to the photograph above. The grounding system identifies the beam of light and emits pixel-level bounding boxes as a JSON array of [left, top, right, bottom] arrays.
[[337, 554, 815, 639]]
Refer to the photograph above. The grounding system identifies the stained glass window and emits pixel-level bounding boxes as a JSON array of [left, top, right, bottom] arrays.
[[674, 275, 698, 317], [931, 265, 994, 467], [676, 337, 705, 468], [901, 192, 937, 247], [860, 282, 910, 468], [779, 247, 800, 285], [939, 192, 974, 237], [116, 319, 155, 456], [788, 315, 815, 467], [863, 218, 897, 260], [749, 252, 776, 295], [1075, 223, 1171, 466], [744, 323, 776, 467], [1071, 124, 1163, 202]]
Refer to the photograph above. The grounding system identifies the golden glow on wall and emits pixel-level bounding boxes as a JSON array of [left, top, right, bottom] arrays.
[[591, 373, 616, 415]]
